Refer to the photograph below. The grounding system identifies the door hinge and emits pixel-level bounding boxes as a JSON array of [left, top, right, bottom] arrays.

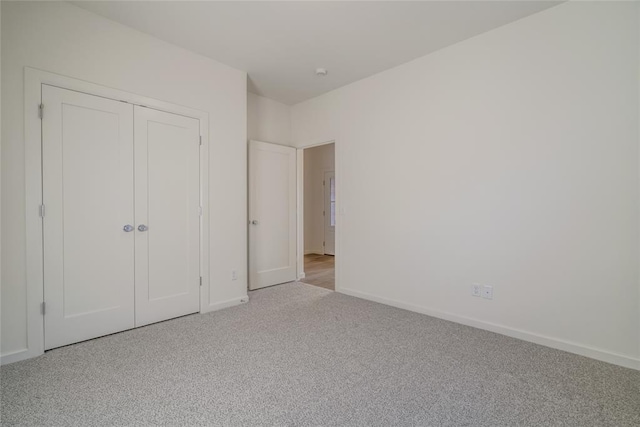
[[41, 302, 46, 315], [323, 210, 325, 216], [199, 277, 203, 287], [39, 204, 46, 218], [38, 104, 44, 119], [199, 206, 203, 216], [323, 180, 325, 186], [323, 241, 325, 246], [199, 136, 202, 146]]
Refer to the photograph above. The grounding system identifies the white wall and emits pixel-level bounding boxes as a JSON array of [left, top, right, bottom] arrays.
[[247, 92, 291, 145], [0, 1, 3, 357], [292, 2, 640, 369], [1, 2, 247, 359], [304, 144, 335, 254]]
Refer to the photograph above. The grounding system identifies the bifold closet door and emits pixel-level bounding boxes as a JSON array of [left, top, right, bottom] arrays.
[[134, 106, 201, 327], [43, 85, 135, 350]]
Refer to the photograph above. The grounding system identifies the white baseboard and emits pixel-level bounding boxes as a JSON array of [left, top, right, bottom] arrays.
[[298, 272, 306, 279], [304, 249, 324, 255], [339, 287, 640, 371], [201, 295, 248, 314], [1, 348, 39, 366]]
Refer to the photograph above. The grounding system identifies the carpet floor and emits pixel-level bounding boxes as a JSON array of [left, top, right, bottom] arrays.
[[1, 282, 639, 426]]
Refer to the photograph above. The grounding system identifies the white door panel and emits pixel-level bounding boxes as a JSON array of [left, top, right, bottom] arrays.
[[134, 106, 200, 326], [249, 141, 297, 290], [43, 85, 135, 350]]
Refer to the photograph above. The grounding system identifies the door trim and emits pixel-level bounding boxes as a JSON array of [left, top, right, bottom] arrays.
[[18, 67, 210, 365]]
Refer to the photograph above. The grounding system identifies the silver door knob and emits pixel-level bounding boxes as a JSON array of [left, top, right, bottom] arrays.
[[251, 220, 259, 225], [138, 224, 148, 232], [123, 224, 134, 232]]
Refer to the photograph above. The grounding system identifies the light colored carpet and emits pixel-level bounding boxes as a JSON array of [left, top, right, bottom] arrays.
[[1, 282, 639, 426]]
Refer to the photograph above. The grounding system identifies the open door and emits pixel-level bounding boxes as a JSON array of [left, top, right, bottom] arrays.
[[249, 141, 297, 290]]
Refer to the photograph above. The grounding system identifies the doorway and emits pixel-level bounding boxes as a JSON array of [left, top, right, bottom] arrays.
[[301, 143, 335, 290]]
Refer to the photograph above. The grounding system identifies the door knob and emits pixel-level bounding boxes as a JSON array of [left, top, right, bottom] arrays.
[[251, 220, 259, 225], [123, 224, 134, 232], [138, 224, 148, 232]]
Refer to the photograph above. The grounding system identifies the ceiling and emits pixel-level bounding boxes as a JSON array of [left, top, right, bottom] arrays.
[[73, 1, 561, 105]]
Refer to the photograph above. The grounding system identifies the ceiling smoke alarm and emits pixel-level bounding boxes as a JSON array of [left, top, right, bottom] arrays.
[[315, 68, 328, 76]]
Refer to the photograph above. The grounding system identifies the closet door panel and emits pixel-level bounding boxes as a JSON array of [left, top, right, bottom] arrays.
[[134, 106, 200, 327], [42, 85, 135, 350]]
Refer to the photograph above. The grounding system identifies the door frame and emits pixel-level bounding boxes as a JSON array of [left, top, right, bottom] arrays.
[[19, 67, 210, 365], [296, 140, 340, 290]]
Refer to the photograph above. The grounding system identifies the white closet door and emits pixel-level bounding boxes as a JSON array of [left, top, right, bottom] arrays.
[[134, 106, 201, 327], [248, 141, 297, 290], [43, 85, 135, 350]]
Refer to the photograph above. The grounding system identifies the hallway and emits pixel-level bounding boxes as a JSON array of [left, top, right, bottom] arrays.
[[301, 254, 335, 290]]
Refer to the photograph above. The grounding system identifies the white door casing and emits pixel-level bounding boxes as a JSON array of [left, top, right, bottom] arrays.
[[324, 171, 336, 256], [248, 141, 297, 290], [134, 106, 201, 327], [42, 85, 135, 350]]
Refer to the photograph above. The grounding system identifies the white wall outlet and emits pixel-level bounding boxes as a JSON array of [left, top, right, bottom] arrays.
[[231, 270, 238, 281], [481, 285, 493, 300], [471, 283, 482, 297]]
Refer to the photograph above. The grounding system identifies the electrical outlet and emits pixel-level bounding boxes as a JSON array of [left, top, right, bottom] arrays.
[[471, 283, 482, 297], [481, 285, 493, 300], [231, 270, 238, 281]]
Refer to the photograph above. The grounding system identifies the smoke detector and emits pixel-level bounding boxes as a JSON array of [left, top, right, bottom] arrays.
[[315, 68, 328, 76]]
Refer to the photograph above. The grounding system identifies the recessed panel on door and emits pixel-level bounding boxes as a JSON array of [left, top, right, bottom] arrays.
[[42, 85, 135, 350], [134, 106, 200, 327]]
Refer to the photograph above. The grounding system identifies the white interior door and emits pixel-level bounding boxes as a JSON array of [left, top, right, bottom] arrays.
[[134, 106, 201, 327], [249, 141, 297, 290], [43, 85, 135, 350], [323, 171, 336, 256]]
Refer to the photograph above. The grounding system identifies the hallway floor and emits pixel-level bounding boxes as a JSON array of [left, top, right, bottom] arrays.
[[301, 253, 335, 290]]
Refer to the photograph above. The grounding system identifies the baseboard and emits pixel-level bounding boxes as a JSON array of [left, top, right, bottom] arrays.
[[304, 249, 324, 255], [1, 348, 39, 366], [339, 287, 640, 371], [201, 295, 248, 314], [298, 272, 306, 279]]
